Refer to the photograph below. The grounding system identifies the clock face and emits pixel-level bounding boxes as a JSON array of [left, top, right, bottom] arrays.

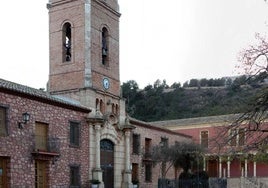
[[103, 78, 110, 90]]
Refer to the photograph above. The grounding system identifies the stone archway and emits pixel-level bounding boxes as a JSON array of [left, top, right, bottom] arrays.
[[100, 139, 114, 188]]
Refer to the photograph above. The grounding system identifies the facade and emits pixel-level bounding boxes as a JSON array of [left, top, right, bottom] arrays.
[[152, 114, 268, 179], [0, 0, 192, 187], [0, 79, 91, 187], [130, 119, 192, 187]]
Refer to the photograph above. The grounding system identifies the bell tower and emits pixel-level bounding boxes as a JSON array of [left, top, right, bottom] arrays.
[[47, 1, 133, 187], [47, 0, 122, 116]]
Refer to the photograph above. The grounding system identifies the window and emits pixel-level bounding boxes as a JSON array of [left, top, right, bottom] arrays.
[[95, 98, 99, 110], [132, 163, 139, 183], [230, 129, 236, 146], [100, 100, 104, 114], [0, 107, 7, 136], [145, 163, 152, 182], [238, 129, 245, 146], [96, 98, 105, 114], [161, 137, 168, 147], [70, 165, 80, 187], [145, 138, 152, 158], [63, 22, 72, 62], [132, 134, 140, 154], [201, 131, 208, 148], [115, 104, 119, 116], [102, 27, 109, 65], [35, 123, 48, 151], [229, 128, 245, 146], [70, 121, 80, 147]]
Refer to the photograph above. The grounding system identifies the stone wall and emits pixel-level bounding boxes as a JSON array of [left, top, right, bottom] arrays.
[[130, 120, 192, 188], [0, 91, 90, 187]]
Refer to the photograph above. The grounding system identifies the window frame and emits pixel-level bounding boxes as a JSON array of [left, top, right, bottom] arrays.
[[200, 130, 209, 148], [145, 138, 152, 158], [238, 128, 245, 146], [0, 106, 8, 137], [101, 27, 109, 66], [132, 133, 140, 155], [62, 22, 72, 63], [70, 164, 81, 188], [69, 121, 81, 147], [161, 137, 169, 147], [145, 163, 152, 182], [229, 129, 237, 146]]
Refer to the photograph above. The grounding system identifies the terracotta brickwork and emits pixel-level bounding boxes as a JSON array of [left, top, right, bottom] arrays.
[[48, 0, 120, 97], [0, 87, 91, 187]]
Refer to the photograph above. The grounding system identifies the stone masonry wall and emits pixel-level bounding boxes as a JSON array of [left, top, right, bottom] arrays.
[[0, 91, 90, 187], [131, 123, 192, 188]]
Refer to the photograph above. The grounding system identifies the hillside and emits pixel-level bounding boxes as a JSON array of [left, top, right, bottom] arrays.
[[121, 77, 264, 122]]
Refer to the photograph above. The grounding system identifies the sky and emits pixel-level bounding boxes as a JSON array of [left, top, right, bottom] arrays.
[[0, 0, 268, 89]]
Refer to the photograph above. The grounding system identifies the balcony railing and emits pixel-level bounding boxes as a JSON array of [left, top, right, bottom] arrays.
[[34, 135, 60, 153]]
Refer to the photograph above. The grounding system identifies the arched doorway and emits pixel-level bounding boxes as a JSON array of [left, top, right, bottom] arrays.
[[100, 139, 114, 188]]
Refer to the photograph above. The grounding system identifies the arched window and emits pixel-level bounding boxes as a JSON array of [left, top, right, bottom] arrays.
[[95, 98, 99, 110], [112, 103, 115, 114], [115, 104, 119, 116], [100, 99, 104, 114], [63, 22, 72, 62], [102, 27, 109, 65]]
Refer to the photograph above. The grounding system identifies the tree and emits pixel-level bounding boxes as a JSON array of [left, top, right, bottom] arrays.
[[216, 34, 268, 152], [149, 141, 203, 179], [188, 79, 199, 87], [121, 80, 139, 116]]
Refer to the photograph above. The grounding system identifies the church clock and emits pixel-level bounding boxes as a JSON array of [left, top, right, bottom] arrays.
[[103, 78, 110, 90]]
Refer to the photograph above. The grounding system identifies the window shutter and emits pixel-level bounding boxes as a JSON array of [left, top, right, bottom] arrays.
[[0, 108, 7, 136]]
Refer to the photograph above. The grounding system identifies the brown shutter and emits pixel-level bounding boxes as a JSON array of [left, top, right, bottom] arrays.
[[0, 108, 6, 136], [35, 123, 48, 151]]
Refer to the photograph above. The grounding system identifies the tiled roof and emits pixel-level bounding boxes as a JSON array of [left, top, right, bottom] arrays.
[[150, 114, 239, 127], [130, 117, 192, 138], [0, 78, 90, 112]]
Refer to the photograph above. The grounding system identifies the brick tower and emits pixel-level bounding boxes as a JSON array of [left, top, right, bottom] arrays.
[[47, 0, 122, 117], [47, 1, 133, 188]]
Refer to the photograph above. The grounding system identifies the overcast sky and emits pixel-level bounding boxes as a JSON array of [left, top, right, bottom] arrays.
[[0, 0, 268, 89]]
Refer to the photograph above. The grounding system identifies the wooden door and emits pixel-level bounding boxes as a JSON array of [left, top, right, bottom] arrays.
[[208, 160, 218, 177], [132, 163, 139, 182], [100, 139, 114, 188], [0, 157, 8, 188], [35, 160, 47, 188]]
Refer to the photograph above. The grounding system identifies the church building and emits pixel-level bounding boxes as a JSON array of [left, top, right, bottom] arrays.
[[0, 0, 192, 187]]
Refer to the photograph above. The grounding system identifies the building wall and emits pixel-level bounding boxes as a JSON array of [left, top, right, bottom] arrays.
[[130, 121, 192, 188], [48, 0, 121, 96], [0, 91, 90, 187], [161, 116, 268, 178]]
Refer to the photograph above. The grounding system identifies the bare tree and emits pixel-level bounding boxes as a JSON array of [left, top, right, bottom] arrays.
[[214, 34, 268, 153]]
